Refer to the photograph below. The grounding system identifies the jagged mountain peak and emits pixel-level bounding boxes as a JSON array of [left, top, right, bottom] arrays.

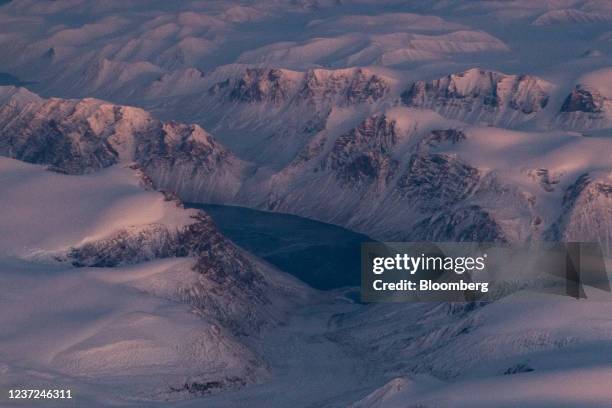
[[162, 121, 214, 146], [556, 67, 612, 129], [560, 85, 605, 113], [0, 89, 225, 166], [207, 67, 302, 104], [0, 87, 248, 202], [197, 65, 396, 167], [299, 67, 391, 105], [208, 65, 392, 107], [401, 68, 554, 126], [546, 172, 612, 254]]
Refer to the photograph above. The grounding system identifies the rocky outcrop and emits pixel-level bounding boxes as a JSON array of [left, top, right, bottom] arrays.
[[210, 67, 390, 107], [175, 212, 307, 335], [224, 68, 294, 104], [297, 68, 390, 106], [418, 128, 467, 148], [527, 168, 562, 192], [69, 223, 189, 267], [202, 67, 392, 167], [0, 88, 246, 201], [401, 68, 552, 126], [70, 211, 310, 335], [546, 173, 612, 254], [393, 153, 480, 212], [409, 204, 504, 242], [135, 122, 247, 203], [323, 114, 399, 188], [561, 86, 605, 113], [383, 150, 515, 242], [0, 98, 127, 174], [69, 210, 217, 267], [556, 85, 611, 129], [250, 112, 523, 242]]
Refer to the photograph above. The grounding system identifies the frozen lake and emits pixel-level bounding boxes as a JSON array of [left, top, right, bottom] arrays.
[[186, 203, 373, 290]]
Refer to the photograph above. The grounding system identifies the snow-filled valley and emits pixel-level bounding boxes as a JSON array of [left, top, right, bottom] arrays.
[[1, 0, 612, 406]]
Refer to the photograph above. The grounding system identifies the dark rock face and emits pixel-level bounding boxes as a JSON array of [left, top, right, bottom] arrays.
[[180, 212, 305, 335], [401, 69, 551, 123], [298, 68, 389, 105], [0, 96, 245, 201], [419, 129, 467, 148], [70, 210, 302, 335], [509, 74, 550, 114], [68, 211, 218, 267], [69, 224, 182, 267], [134, 121, 245, 202], [527, 168, 562, 192], [69, 209, 260, 285], [345, 70, 389, 104], [546, 173, 612, 252], [169, 377, 247, 396], [0, 104, 123, 174], [43, 47, 55, 60], [504, 363, 535, 375], [210, 67, 389, 107], [226, 68, 292, 104], [549, 173, 592, 237], [409, 205, 504, 242], [137, 123, 230, 170], [389, 149, 506, 241], [560, 86, 605, 113], [394, 153, 480, 212], [325, 114, 399, 186], [188, 214, 258, 287]]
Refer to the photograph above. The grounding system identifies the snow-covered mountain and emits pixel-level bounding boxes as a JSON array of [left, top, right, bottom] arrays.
[[0, 157, 310, 402], [0, 86, 247, 202], [401, 68, 554, 127], [1, 0, 612, 407], [1, 84, 611, 253], [556, 68, 612, 130], [341, 291, 612, 407], [167, 65, 397, 167], [236, 106, 611, 251]]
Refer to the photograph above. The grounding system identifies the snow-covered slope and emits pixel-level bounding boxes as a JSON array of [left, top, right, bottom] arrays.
[[1, 1, 612, 406], [146, 66, 399, 167], [556, 68, 612, 130], [0, 158, 194, 259], [231, 106, 612, 253], [0, 157, 310, 403], [2, 85, 610, 253], [533, 9, 612, 26], [401, 68, 554, 127], [341, 290, 612, 408], [0, 85, 248, 202], [237, 30, 509, 68]]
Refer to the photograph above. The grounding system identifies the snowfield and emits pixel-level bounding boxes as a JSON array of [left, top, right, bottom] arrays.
[[0, 158, 196, 258], [0, 158, 309, 405], [0, 257, 264, 403]]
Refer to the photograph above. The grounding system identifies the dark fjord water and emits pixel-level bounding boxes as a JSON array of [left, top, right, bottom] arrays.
[[186, 203, 373, 290], [0, 73, 22, 86]]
